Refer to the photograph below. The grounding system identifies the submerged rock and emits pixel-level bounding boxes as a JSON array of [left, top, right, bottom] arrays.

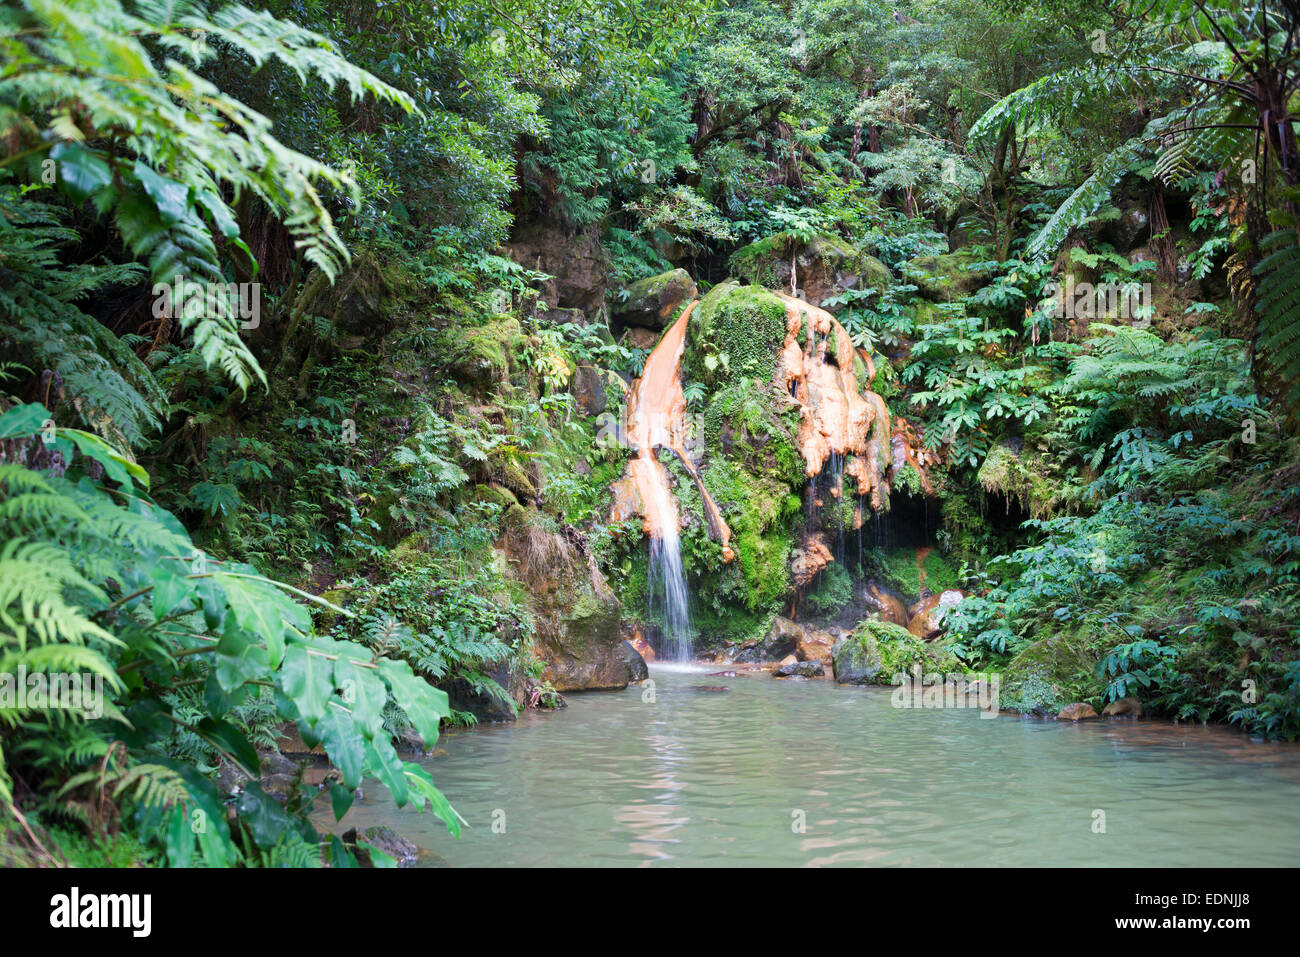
[[1058, 702, 1099, 721], [1102, 696, 1143, 717]]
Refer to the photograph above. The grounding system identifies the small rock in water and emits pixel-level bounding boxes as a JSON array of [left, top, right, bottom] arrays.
[[708, 670, 741, 677], [773, 659, 825, 679], [685, 685, 730, 693], [1102, 696, 1142, 717], [1058, 702, 1099, 721]]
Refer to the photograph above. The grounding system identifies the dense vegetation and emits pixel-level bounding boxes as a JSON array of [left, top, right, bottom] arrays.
[[1, 0, 1297, 867]]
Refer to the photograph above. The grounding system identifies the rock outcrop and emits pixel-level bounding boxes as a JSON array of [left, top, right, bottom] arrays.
[[498, 505, 644, 692], [729, 232, 893, 308]]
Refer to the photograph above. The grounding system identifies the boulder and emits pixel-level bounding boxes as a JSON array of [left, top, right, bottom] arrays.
[[833, 619, 961, 686], [861, 580, 908, 627], [611, 268, 698, 330], [622, 640, 649, 683], [343, 826, 420, 868], [498, 506, 637, 692], [732, 619, 802, 663], [620, 326, 661, 351], [1000, 632, 1103, 715], [795, 623, 836, 664], [1058, 702, 1099, 721], [831, 635, 883, 685], [443, 658, 523, 723], [906, 589, 964, 640], [1102, 696, 1143, 717], [774, 659, 825, 678]]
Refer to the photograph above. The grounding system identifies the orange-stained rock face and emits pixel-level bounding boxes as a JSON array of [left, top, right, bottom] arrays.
[[776, 293, 891, 506], [890, 414, 939, 495], [790, 533, 834, 589], [613, 301, 734, 561]]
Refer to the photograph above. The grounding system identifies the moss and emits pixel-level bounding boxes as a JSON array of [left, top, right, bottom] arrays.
[[439, 317, 523, 388], [904, 251, 994, 303], [728, 234, 795, 288], [807, 563, 853, 615], [977, 444, 1061, 518], [1001, 632, 1105, 714], [687, 282, 789, 389], [870, 546, 959, 600], [840, 619, 962, 684]]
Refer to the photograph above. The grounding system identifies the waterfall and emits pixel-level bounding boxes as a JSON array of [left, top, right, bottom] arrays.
[[645, 473, 694, 660], [612, 301, 734, 662]]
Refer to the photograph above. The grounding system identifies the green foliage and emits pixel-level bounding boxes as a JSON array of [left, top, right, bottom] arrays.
[[0, 402, 462, 863]]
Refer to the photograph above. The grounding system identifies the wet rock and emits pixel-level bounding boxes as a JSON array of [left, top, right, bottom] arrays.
[[795, 624, 836, 664], [774, 659, 825, 678], [622, 639, 649, 683], [906, 589, 964, 640], [831, 635, 883, 685], [684, 685, 729, 693], [611, 268, 698, 330], [343, 826, 420, 868], [861, 580, 908, 627], [1058, 702, 1099, 721], [732, 621, 801, 663], [790, 535, 834, 589], [1102, 696, 1143, 717]]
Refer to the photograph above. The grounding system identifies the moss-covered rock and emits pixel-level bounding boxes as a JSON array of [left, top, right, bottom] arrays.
[[611, 268, 698, 330], [1000, 632, 1104, 715], [498, 506, 640, 692], [904, 251, 994, 302], [439, 317, 524, 388], [832, 619, 961, 685], [977, 444, 1060, 518], [686, 282, 789, 389], [728, 232, 893, 308]]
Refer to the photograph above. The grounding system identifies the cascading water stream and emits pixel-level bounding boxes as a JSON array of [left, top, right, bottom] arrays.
[[613, 301, 733, 661], [644, 478, 693, 659]]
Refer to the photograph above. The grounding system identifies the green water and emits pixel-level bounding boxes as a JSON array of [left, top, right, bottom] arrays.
[[328, 664, 1300, 866]]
